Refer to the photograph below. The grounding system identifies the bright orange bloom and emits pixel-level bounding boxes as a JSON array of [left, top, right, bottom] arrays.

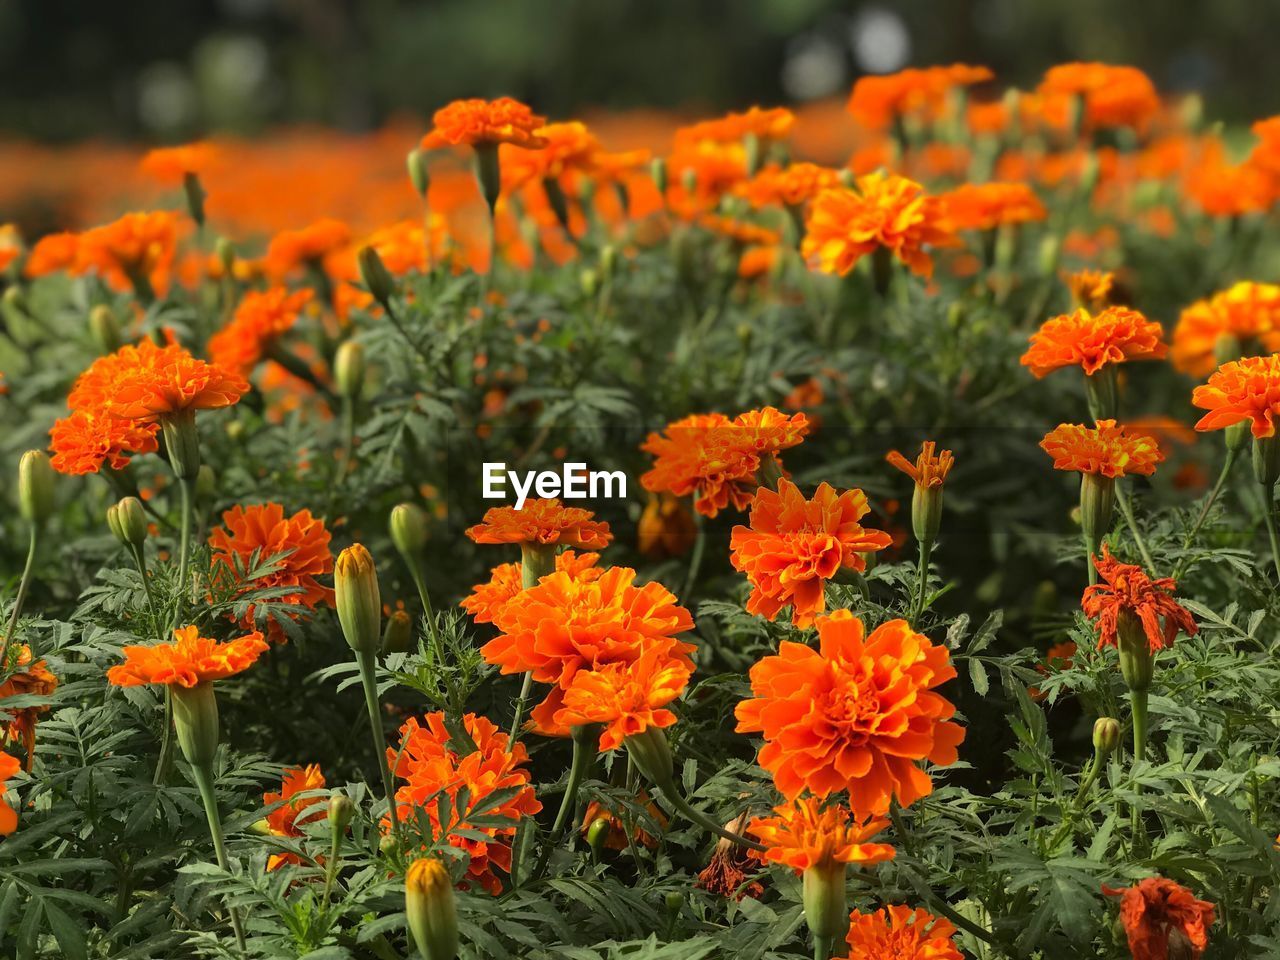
[[735, 609, 964, 812], [746, 797, 894, 874], [68, 338, 249, 422], [1037, 63, 1160, 132], [1191, 354, 1280, 438], [1103, 877, 1215, 960], [77, 211, 183, 294], [0, 646, 57, 769], [847, 65, 993, 130], [484, 566, 695, 735], [729, 479, 892, 628], [1083, 545, 1197, 654], [580, 790, 666, 850], [461, 549, 603, 624], [1172, 282, 1280, 378], [387, 712, 541, 894], [107, 625, 268, 688], [263, 764, 328, 871], [843, 904, 963, 960], [49, 408, 160, 475], [1020, 306, 1167, 378], [208, 287, 314, 376], [465, 498, 612, 550], [803, 175, 955, 279], [264, 218, 353, 280], [421, 98, 548, 151], [675, 106, 796, 146], [24, 232, 80, 278], [208, 503, 334, 642], [140, 143, 218, 185], [885, 441, 954, 490], [554, 646, 693, 751], [640, 408, 811, 518], [1186, 141, 1275, 217], [1065, 269, 1116, 310], [501, 121, 601, 190], [1040, 420, 1164, 478], [666, 140, 749, 216], [941, 182, 1047, 231], [0, 751, 19, 835]]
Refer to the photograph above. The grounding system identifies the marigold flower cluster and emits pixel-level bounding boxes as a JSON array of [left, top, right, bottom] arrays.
[[208, 287, 315, 376]]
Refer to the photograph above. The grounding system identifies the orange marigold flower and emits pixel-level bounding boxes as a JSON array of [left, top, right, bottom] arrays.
[[1103, 877, 1216, 960], [847, 64, 993, 130], [0, 751, 19, 835], [24, 231, 80, 278], [729, 479, 892, 628], [461, 549, 603, 624], [77, 211, 182, 291], [484, 566, 696, 736], [1172, 282, 1280, 378], [208, 503, 334, 642], [1040, 420, 1164, 478], [1083, 545, 1197, 654], [843, 904, 963, 960], [387, 712, 541, 894], [140, 142, 219, 185], [107, 625, 268, 688], [1065, 269, 1116, 310], [208, 287, 314, 376], [885, 441, 954, 490], [802, 175, 956, 279], [640, 408, 811, 518], [1191, 354, 1280, 438], [68, 338, 249, 422], [49, 408, 160, 475], [264, 218, 353, 280], [421, 97, 548, 151], [554, 646, 693, 751], [735, 609, 964, 812], [501, 121, 602, 191], [675, 106, 796, 146], [579, 790, 666, 850], [666, 140, 749, 216], [0, 646, 58, 770], [465, 498, 612, 550], [1186, 143, 1275, 217], [263, 764, 328, 871], [1037, 63, 1160, 132], [1020, 306, 1168, 378], [941, 181, 1047, 231], [747, 797, 894, 874]]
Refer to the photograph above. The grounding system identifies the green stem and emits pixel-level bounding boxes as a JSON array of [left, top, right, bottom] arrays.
[[129, 544, 158, 620], [682, 509, 706, 599], [653, 783, 765, 853], [1262, 493, 1280, 583], [1115, 485, 1156, 573], [319, 817, 344, 917], [174, 477, 193, 629], [1047, 753, 1104, 850], [190, 763, 248, 953], [912, 538, 933, 626], [339, 397, 355, 477], [408, 565, 443, 651], [813, 935, 834, 960], [1131, 688, 1148, 764], [0, 525, 38, 666], [531, 728, 595, 881], [507, 671, 536, 742], [1173, 447, 1237, 580], [357, 651, 401, 845], [153, 688, 176, 786]]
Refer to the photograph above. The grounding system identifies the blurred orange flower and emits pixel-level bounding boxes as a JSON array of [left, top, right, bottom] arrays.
[[738, 162, 840, 210], [941, 181, 1047, 231], [735, 609, 964, 813], [847, 64, 993, 130], [675, 106, 795, 146], [637, 493, 697, 559], [1083, 545, 1196, 653], [421, 97, 548, 150], [265, 218, 353, 280], [208, 287, 314, 376], [1065, 269, 1115, 310], [886, 441, 954, 490], [1037, 62, 1160, 132], [461, 549, 603, 624], [1172, 282, 1280, 378], [107, 626, 268, 688], [140, 142, 219, 185], [843, 904, 962, 960], [746, 797, 894, 874], [1191, 354, 1280, 438], [78, 210, 182, 294], [465, 498, 612, 549], [1103, 876, 1215, 960], [263, 764, 328, 871], [1040, 420, 1164, 478], [1021, 306, 1167, 378], [0, 646, 57, 769]]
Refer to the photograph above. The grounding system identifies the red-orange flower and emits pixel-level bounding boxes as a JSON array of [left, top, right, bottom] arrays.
[[1191, 354, 1280, 438], [68, 338, 249, 422], [24, 232, 80, 279], [1103, 877, 1215, 960], [107, 626, 268, 688], [746, 797, 894, 874], [1040, 420, 1165, 478], [484, 566, 695, 735], [465, 498, 612, 549], [209, 503, 334, 642], [421, 98, 548, 150], [1172, 282, 1280, 377], [738, 162, 840, 210], [0, 646, 57, 770], [843, 904, 963, 960], [941, 181, 1047, 231], [1021, 307, 1167, 378], [208, 287, 314, 376], [1037, 63, 1160, 133], [264, 218, 353, 281], [77, 211, 182, 292], [640, 408, 811, 518], [885, 441, 954, 490], [140, 143, 219, 185], [0, 751, 19, 835], [554, 645, 693, 751], [847, 65, 993, 130], [1083, 545, 1196, 654], [263, 764, 328, 871], [675, 106, 796, 146], [461, 549, 602, 624], [49, 408, 160, 475], [802, 176, 956, 279], [735, 609, 964, 812], [387, 712, 541, 894], [729, 479, 892, 628]]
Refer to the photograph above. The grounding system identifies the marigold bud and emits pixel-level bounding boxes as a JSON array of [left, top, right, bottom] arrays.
[[195, 464, 217, 500], [390, 502, 430, 559], [381, 610, 414, 655], [624, 726, 675, 792], [1115, 609, 1154, 693], [911, 484, 944, 546], [407, 147, 431, 199], [405, 857, 459, 960], [1225, 420, 1251, 453], [335, 544, 382, 655], [1252, 435, 1280, 489], [172, 682, 220, 770], [328, 794, 356, 834], [182, 171, 206, 227], [335, 341, 366, 400], [107, 496, 148, 548], [474, 142, 501, 215], [161, 408, 202, 481], [216, 236, 236, 275], [18, 450, 55, 527], [802, 861, 848, 941], [1092, 717, 1122, 755], [357, 246, 396, 308], [664, 890, 684, 916], [1079, 472, 1116, 564], [600, 244, 617, 282], [580, 268, 598, 298], [3, 285, 26, 316], [586, 817, 611, 856], [1037, 234, 1060, 277], [649, 157, 668, 195], [89, 304, 123, 354]]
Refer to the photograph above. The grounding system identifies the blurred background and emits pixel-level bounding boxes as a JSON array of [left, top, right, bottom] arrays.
[[1, 0, 1276, 142]]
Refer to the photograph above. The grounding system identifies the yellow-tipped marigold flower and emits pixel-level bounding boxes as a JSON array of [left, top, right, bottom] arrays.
[[1040, 420, 1165, 479], [405, 857, 460, 960], [843, 904, 963, 960], [735, 609, 964, 813], [421, 98, 548, 151], [335, 544, 381, 655], [729, 478, 892, 628], [1191, 354, 1280, 439], [263, 764, 328, 871], [886, 441, 955, 544], [1066, 269, 1116, 310], [1021, 306, 1167, 379], [1102, 876, 1215, 960], [1172, 282, 1280, 378]]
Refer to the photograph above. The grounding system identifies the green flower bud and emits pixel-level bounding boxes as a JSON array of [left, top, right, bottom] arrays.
[[335, 341, 366, 400], [3, 285, 27, 316], [107, 496, 148, 548], [407, 147, 431, 199], [649, 157, 668, 195], [328, 794, 356, 835], [1115, 609, 1154, 693], [161, 409, 202, 481], [89, 304, 123, 354], [802, 862, 848, 941], [18, 450, 55, 527], [1037, 234, 1060, 277], [357, 245, 396, 308], [335, 544, 381, 655], [1252, 434, 1280, 489], [600, 244, 617, 282], [172, 682, 220, 769], [586, 817, 611, 856], [1092, 717, 1121, 755], [664, 890, 683, 916], [390, 502, 430, 559], [195, 464, 217, 500], [216, 236, 237, 276], [405, 858, 459, 960], [624, 726, 675, 792], [1079, 473, 1116, 565], [580, 268, 599, 298], [183, 171, 207, 227], [381, 610, 414, 655], [1225, 420, 1251, 453]]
